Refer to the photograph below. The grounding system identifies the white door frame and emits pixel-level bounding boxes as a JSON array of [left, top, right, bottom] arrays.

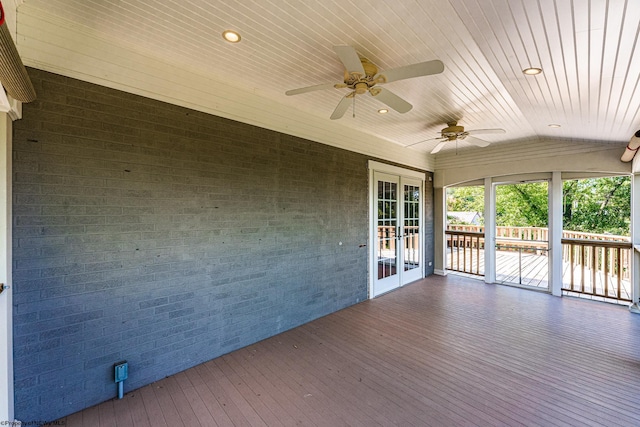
[[0, 112, 14, 422], [491, 178, 551, 292], [1, 4, 22, 420], [368, 161, 425, 298]]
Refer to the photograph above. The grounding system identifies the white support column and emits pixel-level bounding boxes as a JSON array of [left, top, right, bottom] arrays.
[[484, 178, 495, 284], [434, 187, 447, 276], [549, 172, 563, 296], [630, 171, 640, 313], [0, 112, 13, 422]]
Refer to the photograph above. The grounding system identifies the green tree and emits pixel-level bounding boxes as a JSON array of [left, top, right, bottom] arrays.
[[446, 177, 630, 236], [446, 186, 484, 213], [496, 182, 549, 227], [563, 176, 630, 235]]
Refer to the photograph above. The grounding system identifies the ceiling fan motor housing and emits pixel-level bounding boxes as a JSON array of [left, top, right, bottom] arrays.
[[360, 58, 378, 77], [354, 82, 369, 94], [343, 58, 379, 91], [441, 122, 466, 139]]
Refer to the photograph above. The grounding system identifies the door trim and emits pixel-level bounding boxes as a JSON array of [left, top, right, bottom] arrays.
[[368, 160, 425, 180]]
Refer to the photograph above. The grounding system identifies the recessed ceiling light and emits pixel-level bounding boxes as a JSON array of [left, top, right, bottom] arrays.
[[523, 67, 542, 75], [222, 30, 241, 43], [548, 124, 561, 128], [378, 109, 389, 114]]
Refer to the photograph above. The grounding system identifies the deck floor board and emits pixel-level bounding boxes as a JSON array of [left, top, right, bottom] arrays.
[[56, 275, 640, 426]]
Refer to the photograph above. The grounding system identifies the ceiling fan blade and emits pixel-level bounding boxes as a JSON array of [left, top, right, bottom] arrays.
[[285, 83, 338, 96], [430, 140, 448, 154], [330, 95, 352, 120], [378, 60, 444, 83], [465, 136, 491, 148], [333, 45, 365, 75], [466, 128, 506, 135], [372, 88, 412, 113], [405, 137, 440, 148]]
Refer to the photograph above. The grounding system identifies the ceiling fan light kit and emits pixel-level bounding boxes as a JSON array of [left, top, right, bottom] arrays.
[[286, 45, 444, 119]]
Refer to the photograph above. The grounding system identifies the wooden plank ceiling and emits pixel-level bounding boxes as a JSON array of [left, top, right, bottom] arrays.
[[15, 0, 640, 162]]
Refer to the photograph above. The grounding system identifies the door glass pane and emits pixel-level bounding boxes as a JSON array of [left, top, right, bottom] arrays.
[[378, 180, 398, 279], [404, 185, 420, 271]]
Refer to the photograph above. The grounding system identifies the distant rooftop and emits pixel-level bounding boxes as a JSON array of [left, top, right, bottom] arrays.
[[447, 211, 482, 225]]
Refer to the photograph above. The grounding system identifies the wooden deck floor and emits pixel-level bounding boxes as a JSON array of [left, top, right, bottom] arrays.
[[53, 275, 640, 426]]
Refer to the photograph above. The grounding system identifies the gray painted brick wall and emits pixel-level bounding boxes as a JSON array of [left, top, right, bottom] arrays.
[[12, 68, 432, 423], [424, 173, 435, 276]]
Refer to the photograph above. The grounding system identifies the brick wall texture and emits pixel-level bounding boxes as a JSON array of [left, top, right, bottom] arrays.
[[11, 68, 433, 423]]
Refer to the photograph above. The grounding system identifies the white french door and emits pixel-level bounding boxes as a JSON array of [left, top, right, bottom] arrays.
[[370, 164, 424, 297]]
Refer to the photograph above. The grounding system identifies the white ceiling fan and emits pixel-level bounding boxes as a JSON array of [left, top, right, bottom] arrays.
[[407, 121, 506, 153], [286, 45, 444, 120]]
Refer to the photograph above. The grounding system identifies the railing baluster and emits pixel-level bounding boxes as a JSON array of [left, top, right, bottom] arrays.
[[449, 234, 453, 270], [580, 244, 585, 293], [604, 247, 609, 297], [468, 235, 473, 273], [456, 234, 461, 271], [475, 235, 480, 275], [591, 246, 597, 295], [463, 235, 467, 272], [569, 243, 575, 291], [617, 247, 622, 300]]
